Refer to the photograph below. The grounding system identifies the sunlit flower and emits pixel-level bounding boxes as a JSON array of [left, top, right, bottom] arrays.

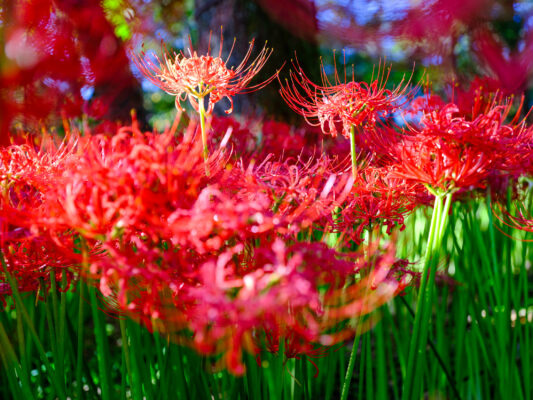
[[132, 34, 275, 115], [389, 99, 529, 195]]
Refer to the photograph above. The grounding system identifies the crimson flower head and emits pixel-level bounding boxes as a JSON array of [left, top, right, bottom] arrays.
[[132, 33, 275, 115], [389, 98, 529, 195], [280, 57, 412, 138]]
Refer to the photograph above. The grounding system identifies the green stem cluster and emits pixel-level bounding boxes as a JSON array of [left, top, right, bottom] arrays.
[[402, 192, 453, 400]]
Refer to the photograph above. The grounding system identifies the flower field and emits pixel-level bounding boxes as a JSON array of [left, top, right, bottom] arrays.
[[1, 1, 533, 399]]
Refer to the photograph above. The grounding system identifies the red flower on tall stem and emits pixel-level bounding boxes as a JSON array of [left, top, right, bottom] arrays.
[[132, 32, 276, 166], [131, 33, 275, 115], [279, 56, 412, 178], [390, 97, 530, 195], [279, 57, 412, 138]]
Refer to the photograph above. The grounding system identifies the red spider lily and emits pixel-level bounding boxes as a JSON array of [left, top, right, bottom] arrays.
[[279, 58, 412, 138], [406, 94, 446, 117], [232, 154, 354, 236], [208, 115, 256, 158], [451, 76, 506, 118], [29, 116, 414, 375], [179, 239, 407, 374], [257, 119, 334, 161], [322, 241, 402, 322], [131, 33, 275, 115], [472, 26, 533, 94], [331, 165, 420, 244], [389, 98, 529, 194], [0, 134, 81, 299], [208, 115, 327, 162], [51, 121, 228, 242], [0, 235, 77, 301]]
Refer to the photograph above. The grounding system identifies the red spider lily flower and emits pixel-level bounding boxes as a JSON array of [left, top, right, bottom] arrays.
[[279, 57, 412, 138], [232, 154, 354, 235], [52, 120, 228, 242], [181, 238, 408, 374], [36, 117, 414, 375], [472, 26, 533, 94], [208, 115, 256, 158], [389, 98, 530, 195], [451, 76, 505, 118], [330, 165, 420, 244], [131, 33, 276, 115], [0, 235, 77, 301], [0, 134, 81, 299]]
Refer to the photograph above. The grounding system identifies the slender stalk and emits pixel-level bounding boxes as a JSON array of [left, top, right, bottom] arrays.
[[48, 270, 66, 394], [15, 292, 30, 392], [0, 319, 35, 399], [75, 280, 85, 400], [399, 296, 462, 400], [402, 192, 452, 400], [340, 226, 374, 400], [349, 124, 357, 180], [120, 317, 142, 400], [340, 330, 363, 400], [197, 91, 209, 175], [326, 206, 343, 248], [58, 271, 68, 390], [89, 287, 111, 400], [0, 325, 23, 400]]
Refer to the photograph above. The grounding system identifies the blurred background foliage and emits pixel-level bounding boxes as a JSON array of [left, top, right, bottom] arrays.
[[1, 0, 533, 138]]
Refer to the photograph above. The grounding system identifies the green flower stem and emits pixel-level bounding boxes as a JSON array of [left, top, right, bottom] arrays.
[[58, 271, 68, 390], [399, 296, 462, 400], [402, 192, 452, 400], [349, 124, 357, 180], [197, 88, 210, 175], [326, 206, 343, 248], [340, 329, 363, 400], [340, 226, 374, 400], [49, 270, 66, 394], [89, 286, 111, 400], [0, 318, 35, 399], [75, 279, 85, 400], [119, 318, 142, 400], [15, 293, 29, 389], [0, 322, 23, 399]]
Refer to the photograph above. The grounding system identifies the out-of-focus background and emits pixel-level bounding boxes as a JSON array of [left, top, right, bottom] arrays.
[[1, 0, 533, 143]]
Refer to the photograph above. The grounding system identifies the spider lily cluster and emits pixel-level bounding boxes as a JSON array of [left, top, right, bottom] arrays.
[[1, 35, 533, 383]]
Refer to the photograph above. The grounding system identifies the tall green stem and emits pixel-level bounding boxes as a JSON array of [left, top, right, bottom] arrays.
[[349, 125, 357, 180], [75, 280, 85, 400], [402, 192, 453, 400], [197, 93, 209, 175], [340, 225, 373, 400]]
